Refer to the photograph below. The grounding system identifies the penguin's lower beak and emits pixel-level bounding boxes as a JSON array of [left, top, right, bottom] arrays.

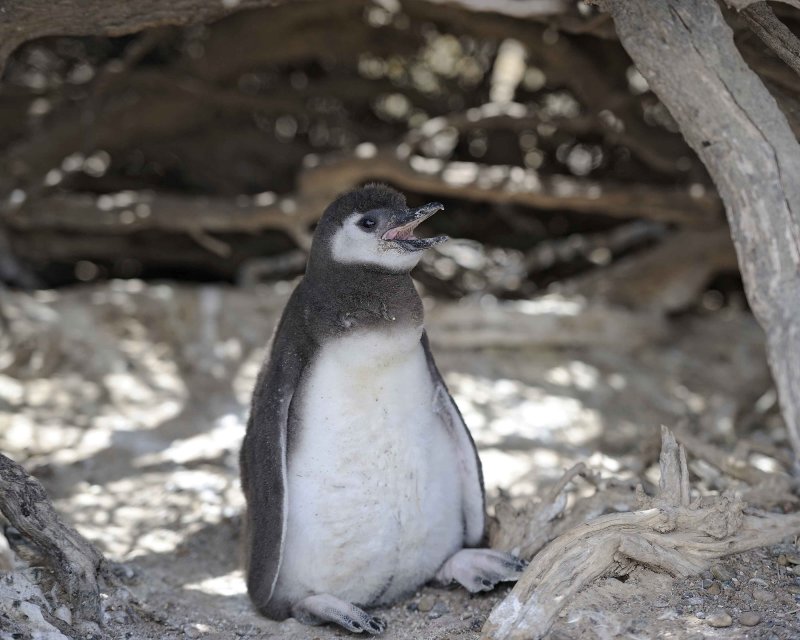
[[382, 202, 448, 250]]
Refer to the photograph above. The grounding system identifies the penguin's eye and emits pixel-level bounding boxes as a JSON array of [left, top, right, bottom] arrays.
[[357, 216, 377, 231]]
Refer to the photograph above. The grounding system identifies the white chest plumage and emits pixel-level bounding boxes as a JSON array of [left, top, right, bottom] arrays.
[[275, 327, 464, 606]]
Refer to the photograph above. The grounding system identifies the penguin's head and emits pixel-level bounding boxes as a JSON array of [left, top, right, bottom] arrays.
[[312, 184, 448, 273]]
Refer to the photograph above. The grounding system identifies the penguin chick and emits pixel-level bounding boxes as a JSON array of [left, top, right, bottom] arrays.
[[240, 184, 525, 635]]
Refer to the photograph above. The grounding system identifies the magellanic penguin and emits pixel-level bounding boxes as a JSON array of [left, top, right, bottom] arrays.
[[240, 184, 525, 634]]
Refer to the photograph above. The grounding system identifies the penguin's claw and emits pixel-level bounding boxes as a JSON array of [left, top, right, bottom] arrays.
[[340, 613, 384, 635], [436, 548, 527, 594], [291, 594, 386, 635], [367, 616, 387, 634], [332, 609, 386, 635], [341, 616, 364, 633]]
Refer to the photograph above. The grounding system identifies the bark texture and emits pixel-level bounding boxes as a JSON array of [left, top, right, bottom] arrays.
[[0, 0, 291, 74], [0, 453, 105, 624], [607, 0, 800, 463], [741, 2, 800, 78], [482, 427, 800, 640]]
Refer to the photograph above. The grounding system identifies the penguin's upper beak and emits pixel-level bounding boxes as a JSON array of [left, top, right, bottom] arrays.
[[382, 202, 448, 250]]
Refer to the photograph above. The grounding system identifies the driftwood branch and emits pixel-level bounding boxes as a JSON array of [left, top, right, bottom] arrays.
[[0, 453, 105, 625], [0, 0, 723, 293], [604, 0, 800, 462], [2, 141, 722, 270], [489, 464, 641, 560], [301, 147, 721, 224], [0, 0, 296, 75], [562, 227, 737, 312], [741, 2, 800, 78], [3, 191, 320, 251], [482, 427, 800, 640], [426, 296, 669, 350], [726, 0, 800, 12]]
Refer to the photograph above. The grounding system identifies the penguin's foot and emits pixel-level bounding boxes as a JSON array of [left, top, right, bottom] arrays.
[[435, 548, 527, 593], [291, 594, 387, 635]]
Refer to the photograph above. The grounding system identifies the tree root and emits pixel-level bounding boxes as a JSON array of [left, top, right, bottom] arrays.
[[489, 463, 642, 560], [0, 453, 104, 623], [482, 427, 800, 640], [0, 453, 139, 635]]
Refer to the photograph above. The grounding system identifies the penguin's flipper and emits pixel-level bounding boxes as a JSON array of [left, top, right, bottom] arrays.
[[240, 335, 307, 618], [421, 331, 486, 546]]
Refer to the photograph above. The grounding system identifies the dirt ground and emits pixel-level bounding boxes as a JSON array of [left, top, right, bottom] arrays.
[[1, 280, 798, 639]]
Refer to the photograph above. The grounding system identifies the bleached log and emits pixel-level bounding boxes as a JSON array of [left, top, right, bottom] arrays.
[[482, 427, 800, 640], [426, 296, 668, 350], [562, 228, 737, 313]]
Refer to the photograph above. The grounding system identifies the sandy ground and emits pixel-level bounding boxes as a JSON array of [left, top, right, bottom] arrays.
[[1, 280, 798, 639]]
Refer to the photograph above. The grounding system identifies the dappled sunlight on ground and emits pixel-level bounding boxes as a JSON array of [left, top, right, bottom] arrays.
[[184, 570, 248, 598], [0, 281, 778, 638]]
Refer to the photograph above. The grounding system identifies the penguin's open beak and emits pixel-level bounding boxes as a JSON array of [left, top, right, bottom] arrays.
[[382, 202, 448, 251]]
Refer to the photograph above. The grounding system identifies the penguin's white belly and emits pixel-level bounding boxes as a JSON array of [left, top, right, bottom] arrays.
[[276, 328, 464, 605]]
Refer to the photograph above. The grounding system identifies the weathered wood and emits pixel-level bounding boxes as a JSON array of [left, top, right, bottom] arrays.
[[0, 0, 294, 75], [0, 453, 105, 624], [606, 0, 800, 464], [562, 228, 737, 312], [2, 143, 722, 271], [481, 427, 800, 640], [741, 2, 800, 79], [302, 148, 721, 225], [3, 191, 321, 251], [426, 296, 669, 350], [726, 0, 800, 11]]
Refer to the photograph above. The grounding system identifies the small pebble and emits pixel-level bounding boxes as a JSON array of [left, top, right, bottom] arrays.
[[753, 588, 774, 602], [706, 611, 733, 628], [417, 594, 436, 613], [182, 625, 201, 639], [785, 553, 800, 565], [695, 611, 706, 620], [788, 585, 800, 595], [739, 612, 761, 626], [705, 582, 721, 596], [702, 578, 713, 589], [711, 564, 734, 582], [54, 605, 72, 625], [428, 601, 449, 619]]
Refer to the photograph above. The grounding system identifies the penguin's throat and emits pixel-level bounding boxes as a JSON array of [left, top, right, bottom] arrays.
[[382, 222, 419, 241], [382, 221, 448, 250]]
